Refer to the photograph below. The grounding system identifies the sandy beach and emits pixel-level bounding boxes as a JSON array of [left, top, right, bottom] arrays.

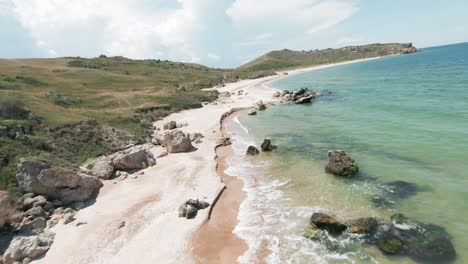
[[34, 57, 381, 264]]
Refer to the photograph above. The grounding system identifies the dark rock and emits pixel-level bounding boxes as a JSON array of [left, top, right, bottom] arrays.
[[178, 199, 210, 219], [310, 212, 347, 235], [346, 217, 379, 235], [294, 94, 314, 104], [163, 121, 177, 130], [255, 101, 266, 111], [18, 217, 46, 236], [372, 214, 456, 262], [0, 152, 7, 167], [246, 146, 260, 156], [372, 181, 420, 208], [260, 138, 277, 152], [325, 150, 359, 177], [248, 110, 257, 116]]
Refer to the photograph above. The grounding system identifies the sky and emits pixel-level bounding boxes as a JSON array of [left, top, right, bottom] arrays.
[[0, 0, 467, 68]]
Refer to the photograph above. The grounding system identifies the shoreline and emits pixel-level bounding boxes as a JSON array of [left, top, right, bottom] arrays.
[[35, 56, 383, 264]]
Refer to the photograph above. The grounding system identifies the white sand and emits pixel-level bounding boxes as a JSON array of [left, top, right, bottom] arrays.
[[35, 57, 380, 264]]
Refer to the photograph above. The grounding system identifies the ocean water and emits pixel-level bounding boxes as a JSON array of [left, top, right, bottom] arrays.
[[226, 43, 468, 264]]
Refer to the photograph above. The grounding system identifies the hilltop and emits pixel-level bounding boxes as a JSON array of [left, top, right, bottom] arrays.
[[236, 43, 417, 77]]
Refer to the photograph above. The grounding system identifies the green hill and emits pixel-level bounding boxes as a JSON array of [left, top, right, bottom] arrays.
[[235, 43, 417, 78]]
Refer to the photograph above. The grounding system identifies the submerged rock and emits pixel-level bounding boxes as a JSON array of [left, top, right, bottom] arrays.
[[373, 214, 456, 262], [309, 212, 347, 236], [372, 181, 420, 208], [260, 138, 277, 152], [294, 94, 314, 104], [325, 150, 359, 177], [246, 146, 260, 156], [346, 217, 379, 235]]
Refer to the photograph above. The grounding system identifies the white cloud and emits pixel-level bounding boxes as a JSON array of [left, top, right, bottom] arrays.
[[227, 0, 358, 34], [256, 33, 273, 40], [207, 53, 220, 60], [7, 0, 215, 62], [337, 37, 364, 45]]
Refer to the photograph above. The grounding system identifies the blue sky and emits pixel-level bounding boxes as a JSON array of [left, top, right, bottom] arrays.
[[1, 0, 467, 68]]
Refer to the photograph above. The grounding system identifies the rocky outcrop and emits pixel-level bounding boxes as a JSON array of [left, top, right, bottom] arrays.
[[325, 150, 359, 177], [178, 199, 210, 219], [309, 212, 347, 235], [16, 158, 103, 205], [161, 130, 193, 153], [163, 121, 177, 130], [248, 110, 257, 116], [89, 158, 114, 180], [294, 94, 314, 104], [374, 214, 456, 261], [3, 231, 54, 264], [215, 137, 231, 148], [0, 191, 22, 231], [246, 146, 260, 156], [223, 72, 239, 83], [260, 138, 277, 152], [111, 147, 156, 170], [255, 101, 267, 111], [399, 43, 417, 54]]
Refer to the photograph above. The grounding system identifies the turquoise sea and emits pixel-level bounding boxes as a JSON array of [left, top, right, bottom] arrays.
[[226, 43, 468, 264]]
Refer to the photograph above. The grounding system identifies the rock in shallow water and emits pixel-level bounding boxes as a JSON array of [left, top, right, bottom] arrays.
[[325, 150, 359, 177], [372, 180, 421, 208], [309, 212, 347, 236], [246, 146, 260, 156], [373, 214, 456, 262], [260, 138, 277, 152]]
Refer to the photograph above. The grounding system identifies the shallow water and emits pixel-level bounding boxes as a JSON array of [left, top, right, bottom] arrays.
[[227, 43, 468, 264]]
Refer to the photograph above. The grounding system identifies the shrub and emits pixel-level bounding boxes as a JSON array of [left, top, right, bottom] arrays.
[[0, 101, 29, 119], [45, 91, 76, 107]]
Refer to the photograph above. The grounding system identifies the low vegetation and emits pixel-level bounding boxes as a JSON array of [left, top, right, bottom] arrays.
[[0, 43, 415, 195]]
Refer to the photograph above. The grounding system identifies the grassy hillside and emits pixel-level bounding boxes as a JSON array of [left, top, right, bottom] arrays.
[[236, 43, 417, 77], [0, 56, 228, 194]]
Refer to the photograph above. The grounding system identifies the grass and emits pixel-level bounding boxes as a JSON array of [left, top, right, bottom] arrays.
[[236, 43, 416, 78]]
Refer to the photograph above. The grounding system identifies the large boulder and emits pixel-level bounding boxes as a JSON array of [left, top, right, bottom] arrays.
[[16, 158, 103, 205], [310, 212, 347, 235], [161, 130, 193, 153], [3, 232, 55, 264], [112, 148, 156, 170], [373, 214, 456, 262], [90, 158, 114, 180], [260, 138, 277, 152], [325, 150, 359, 177]]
